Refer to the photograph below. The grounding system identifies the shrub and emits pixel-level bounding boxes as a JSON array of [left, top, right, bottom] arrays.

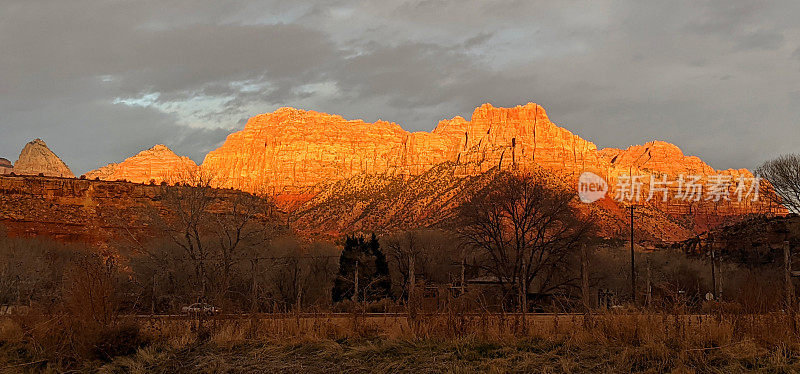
[[91, 322, 149, 361]]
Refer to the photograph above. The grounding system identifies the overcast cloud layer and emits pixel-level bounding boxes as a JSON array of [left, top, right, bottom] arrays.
[[1, 0, 798, 174]]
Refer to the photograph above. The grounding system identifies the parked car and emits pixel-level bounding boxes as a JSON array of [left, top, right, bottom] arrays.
[[181, 303, 220, 315]]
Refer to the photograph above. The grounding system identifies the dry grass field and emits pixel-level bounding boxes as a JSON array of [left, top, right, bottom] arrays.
[[3, 310, 800, 373]]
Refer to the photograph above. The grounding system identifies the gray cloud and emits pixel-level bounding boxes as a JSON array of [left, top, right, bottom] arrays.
[[1, 0, 799, 174]]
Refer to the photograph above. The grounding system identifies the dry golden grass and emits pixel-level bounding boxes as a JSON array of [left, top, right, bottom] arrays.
[[3, 310, 800, 372]]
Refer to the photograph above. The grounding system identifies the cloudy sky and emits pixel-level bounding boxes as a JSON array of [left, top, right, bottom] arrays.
[[1, 0, 798, 174]]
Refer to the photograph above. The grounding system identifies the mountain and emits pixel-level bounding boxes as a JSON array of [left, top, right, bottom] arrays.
[[11, 103, 780, 244], [196, 103, 771, 223], [200, 103, 599, 194], [197, 103, 760, 205], [11, 139, 74, 178], [289, 162, 696, 243], [85, 145, 198, 183]]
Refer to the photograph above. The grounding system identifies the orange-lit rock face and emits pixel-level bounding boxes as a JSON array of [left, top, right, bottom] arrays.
[[86, 145, 197, 184], [201, 103, 602, 193], [1, 104, 781, 244], [597, 140, 769, 221], [432, 103, 600, 176], [12, 139, 74, 178], [197, 103, 775, 226], [83, 103, 775, 225], [201, 107, 410, 193], [600, 141, 716, 176]]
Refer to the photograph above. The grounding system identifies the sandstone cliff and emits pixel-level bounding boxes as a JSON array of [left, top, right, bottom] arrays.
[[86, 103, 761, 204], [200, 107, 410, 194], [12, 139, 74, 178], [86, 144, 198, 184], [200, 103, 601, 193], [198, 103, 771, 219], [0, 158, 12, 175], [76, 102, 778, 237]]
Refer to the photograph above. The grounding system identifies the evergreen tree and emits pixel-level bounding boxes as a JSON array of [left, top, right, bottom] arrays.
[[368, 233, 392, 299], [332, 233, 392, 303], [332, 235, 359, 303]]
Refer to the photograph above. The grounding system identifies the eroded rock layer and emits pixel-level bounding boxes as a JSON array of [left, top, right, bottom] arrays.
[[0, 175, 264, 249]]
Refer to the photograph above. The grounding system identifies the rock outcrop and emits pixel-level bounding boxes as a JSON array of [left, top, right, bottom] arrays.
[[200, 107, 411, 194], [12, 139, 74, 178], [0, 174, 267, 248], [0, 158, 12, 175], [86, 145, 198, 184]]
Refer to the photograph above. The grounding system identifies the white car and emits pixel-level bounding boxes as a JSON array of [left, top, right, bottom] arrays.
[[181, 303, 220, 315]]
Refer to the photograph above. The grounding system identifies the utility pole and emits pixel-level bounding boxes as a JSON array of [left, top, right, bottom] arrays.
[[630, 205, 636, 304], [625, 156, 649, 306], [645, 261, 652, 308], [581, 244, 590, 310], [460, 256, 466, 296], [784, 241, 793, 308], [710, 241, 717, 298], [251, 258, 258, 312], [353, 259, 359, 303], [520, 257, 528, 333], [408, 255, 417, 319], [151, 272, 156, 315], [408, 255, 416, 302]]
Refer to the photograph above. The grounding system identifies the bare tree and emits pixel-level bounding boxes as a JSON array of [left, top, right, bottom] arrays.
[[259, 237, 338, 311], [133, 168, 280, 310], [0, 229, 75, 308], [455, 172, 596, 320], [384, 230, 460, 300], [756, 154, 800, 213]]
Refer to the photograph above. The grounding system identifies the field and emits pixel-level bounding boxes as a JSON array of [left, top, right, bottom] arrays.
[[3, 310, 800, 373]]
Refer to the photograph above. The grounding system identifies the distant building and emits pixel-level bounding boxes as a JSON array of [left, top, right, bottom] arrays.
[[465, 276, 554, 312], [0, 158, 12, 175]]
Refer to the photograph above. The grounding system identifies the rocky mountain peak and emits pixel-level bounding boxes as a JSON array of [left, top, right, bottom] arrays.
[[85, 144, 197, 183], [13, 138, 74, 178]]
